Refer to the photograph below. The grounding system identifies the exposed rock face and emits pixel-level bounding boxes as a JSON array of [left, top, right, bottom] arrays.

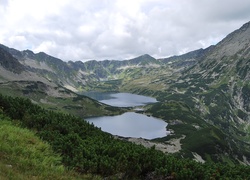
[[0, 47, 25, 74], [212, 21, 250, 58]]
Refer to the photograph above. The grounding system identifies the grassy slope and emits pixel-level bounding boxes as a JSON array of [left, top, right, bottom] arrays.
[[0, 113, 100, 180]]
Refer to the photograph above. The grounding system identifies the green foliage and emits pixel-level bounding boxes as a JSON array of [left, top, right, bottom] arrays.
[[0, 93, 250, 179], [181, 127, 227, 159], [0, 114, 96, 179], [237, 109, 248, 120], [146, 100, 250, 163], [85, 79, 122, 92], [146, 101, 201, 125], [236, 58, 250, 80], [242, 84, 250, 111]]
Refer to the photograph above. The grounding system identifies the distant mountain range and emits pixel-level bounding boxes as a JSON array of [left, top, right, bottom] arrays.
[[0, 21, 250, 164], [0, 41, 210, 91]]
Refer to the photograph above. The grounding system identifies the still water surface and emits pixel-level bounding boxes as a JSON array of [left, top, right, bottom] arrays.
[[84, 92, 168, 139], [86, 112, 168, 139], [83, 92, 157, 107]]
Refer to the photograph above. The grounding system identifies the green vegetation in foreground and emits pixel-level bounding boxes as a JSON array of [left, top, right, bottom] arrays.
[[0, 114, 99, 180], [0, 94, 250, 179]]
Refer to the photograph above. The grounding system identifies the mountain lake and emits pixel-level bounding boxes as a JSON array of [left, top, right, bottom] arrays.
[[84, 92, 169, 139], [83, 92, 158, 107]]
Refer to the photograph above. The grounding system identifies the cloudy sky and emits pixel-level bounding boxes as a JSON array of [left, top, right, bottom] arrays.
[[1, 0, 250, 61]]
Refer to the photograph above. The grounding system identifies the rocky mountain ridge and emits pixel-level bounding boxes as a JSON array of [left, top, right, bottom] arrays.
[[0, 43, 205, 91]]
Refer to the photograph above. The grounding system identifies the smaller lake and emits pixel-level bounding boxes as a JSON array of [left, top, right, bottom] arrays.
[[83, 92, 157, 107], [86, 112, 169, 139]]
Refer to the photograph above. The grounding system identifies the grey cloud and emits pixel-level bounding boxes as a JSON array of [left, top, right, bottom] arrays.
[[1, 0, 250, 61], [0, 0, 9, 7], [192, 0, 250, 22]]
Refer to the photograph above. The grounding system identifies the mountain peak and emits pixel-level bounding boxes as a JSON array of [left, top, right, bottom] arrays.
[[140, 54, 153, 58], [127, 54, 158, 66], [205, 21, 250, 59], [131, 54, 155, 60], [240, 21, 250, 31]]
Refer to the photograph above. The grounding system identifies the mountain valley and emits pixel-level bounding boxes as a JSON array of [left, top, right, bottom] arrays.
[[0, 21, 250, 178]]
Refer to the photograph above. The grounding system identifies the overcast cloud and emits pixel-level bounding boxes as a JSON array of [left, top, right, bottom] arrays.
[[1, 0, 250, 61]]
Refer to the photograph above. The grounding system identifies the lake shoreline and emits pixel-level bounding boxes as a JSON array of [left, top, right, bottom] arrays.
[[114, 135, 185, 154]]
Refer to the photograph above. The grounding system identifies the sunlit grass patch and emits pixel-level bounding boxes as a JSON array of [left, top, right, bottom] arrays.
[[0, 116, 99, 179]]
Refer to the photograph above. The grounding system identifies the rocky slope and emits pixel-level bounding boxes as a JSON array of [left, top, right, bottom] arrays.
[[0, 48, 25, 74], [179, 21, 250, 138], [154, 21, 250, 163], [159, 46, 214, 67]]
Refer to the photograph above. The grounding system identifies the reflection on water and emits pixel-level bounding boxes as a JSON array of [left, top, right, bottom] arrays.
[[83, 92, 157, 107]]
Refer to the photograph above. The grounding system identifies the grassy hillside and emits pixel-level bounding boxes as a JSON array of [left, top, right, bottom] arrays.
[[0, 93, 250, 179], [0, 113, 100, 180]]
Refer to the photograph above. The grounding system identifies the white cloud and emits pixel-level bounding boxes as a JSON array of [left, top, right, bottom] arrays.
[[1, 0, 250, 61]]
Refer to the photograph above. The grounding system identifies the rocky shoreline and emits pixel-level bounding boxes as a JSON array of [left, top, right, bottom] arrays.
[[114, 135, 185, 154]]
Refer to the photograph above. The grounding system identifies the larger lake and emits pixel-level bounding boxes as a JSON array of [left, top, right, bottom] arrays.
[[86, 112, 168, 139], [84, 92, 168, 139]]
